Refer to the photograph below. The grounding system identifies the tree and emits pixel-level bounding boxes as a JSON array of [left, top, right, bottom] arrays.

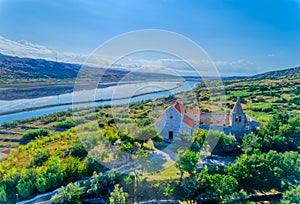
[[195, 166, 242, 203], [176, 149, 199, 181], [51, 183, 84, 204], [35, 157, 64, 193], [31, 149, 50, 166], [192, 129, 207, 147], [226, 150, 300, 192], [281, 184, 300, 204], [1, 169, 20, 202], [85, 170, 120, 198], [136, 125, 159, 148], [257, 113, 300, 152], [242, 132, 262, 154], [70, 143, 88, 159], [17, 169, 37, 199], [105, 128, 120, 144], [63, 156, 85, 183], [109, 184, 128, 204]]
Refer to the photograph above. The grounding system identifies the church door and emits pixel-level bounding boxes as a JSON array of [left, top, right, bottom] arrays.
[[168, 131, 174, 140]]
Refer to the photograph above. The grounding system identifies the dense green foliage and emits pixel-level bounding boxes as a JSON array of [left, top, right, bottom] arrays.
[[85, 170, 121, 199], [56, 120, 75, 129], [22, 129, 50, 140], [31, 149, 50, 166], [243, 113, 300, 154], [51, 183, 84, 204], [176, 149, 199, 180], [281, 185, 300, 204], [192, 129, 239, 155], [35, 157, 64, 193]]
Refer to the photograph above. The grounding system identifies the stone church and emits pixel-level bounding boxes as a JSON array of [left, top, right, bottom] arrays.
[[154, 97, 260, 142]]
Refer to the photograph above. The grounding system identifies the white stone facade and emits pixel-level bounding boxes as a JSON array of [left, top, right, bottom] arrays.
[[155, 98, 260, 141]]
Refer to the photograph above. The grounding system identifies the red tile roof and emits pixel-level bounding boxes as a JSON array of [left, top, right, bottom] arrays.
[[172, 102, 185, 114], [185, 109, 201, 114], [1, 149, 11, 155], [183, 115, 194, 128]]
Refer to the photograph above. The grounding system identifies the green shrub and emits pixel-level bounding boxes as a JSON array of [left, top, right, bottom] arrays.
[[2, 121, 19, 128], [56, 120, 75, 129], [289, 96, 300, 105], [84, 112, 98, 120], [35, 157, 64, 193], [17, 169, 37, 199], [70, 143, 88, 159], [31, 149, 50, 166], [63, 156, 85, 183], [98, 121, 105, 128], [74, 117, 85, 125], [23, 129, 50, 140], [51, 183, 84, 204], [119, 142, 133, 153]]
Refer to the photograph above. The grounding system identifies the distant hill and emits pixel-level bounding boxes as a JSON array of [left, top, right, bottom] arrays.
[[1, 53, 298, 85], [0, 54, 181, 85], [0, 54, 182, 100], [222, 66, 300, 82], [250, 67, 300, 80], [0, 54, 129, 84]]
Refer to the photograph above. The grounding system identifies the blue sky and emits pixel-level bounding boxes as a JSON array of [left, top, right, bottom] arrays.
[[0, 0, 299, 76]]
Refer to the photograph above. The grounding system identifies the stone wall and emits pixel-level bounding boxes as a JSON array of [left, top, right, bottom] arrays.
[[200, 113, 230, 126]]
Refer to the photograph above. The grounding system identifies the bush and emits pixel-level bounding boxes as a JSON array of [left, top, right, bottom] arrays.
[[289, 96, 300, 105], [31, 149, 50, 166], [63, 156, 85, 183], [83, 155, 106, 175], [107, 118, 116, 126], [51, 183, 84, 204], [23, 129, 50, 140], [109, 184, 128, 204], [98, 121, 105, 128], [2, 121, 19, 128], [84, 112, 98, 120], [119, 142, 133, 153], [17, 169, 37, 199], [35, 157, 64, 193], [105, 129, 120, 144], [70, 143, 88, 159], [85, 170, 120, 198], [56, 120, 75, 129], [281, 185, 300, 204], [74, 117, 85, 125], [1, 170, 20, 202]]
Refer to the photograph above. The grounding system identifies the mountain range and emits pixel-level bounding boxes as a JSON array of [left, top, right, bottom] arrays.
[[0, 53, 299, 100]]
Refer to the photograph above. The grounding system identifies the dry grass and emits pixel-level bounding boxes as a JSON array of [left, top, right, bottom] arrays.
[[143, 164, 180, 181]]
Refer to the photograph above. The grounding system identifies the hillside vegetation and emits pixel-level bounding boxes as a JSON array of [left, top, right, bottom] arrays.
[[0, 65, 299, 203]]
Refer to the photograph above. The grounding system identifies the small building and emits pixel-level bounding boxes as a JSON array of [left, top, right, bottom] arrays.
[[0, 148, 11, 159], [155, 97, 260, 141]]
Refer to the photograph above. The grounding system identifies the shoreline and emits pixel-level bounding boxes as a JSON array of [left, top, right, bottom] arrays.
[[0, 84, 182, 116]]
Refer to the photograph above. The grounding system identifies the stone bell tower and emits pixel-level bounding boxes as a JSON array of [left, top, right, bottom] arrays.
[[231, 97, 246, 137]]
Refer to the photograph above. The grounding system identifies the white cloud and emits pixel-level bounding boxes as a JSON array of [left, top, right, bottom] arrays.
[[0, 36, 88, 64], [0, 36, 256, 76]]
